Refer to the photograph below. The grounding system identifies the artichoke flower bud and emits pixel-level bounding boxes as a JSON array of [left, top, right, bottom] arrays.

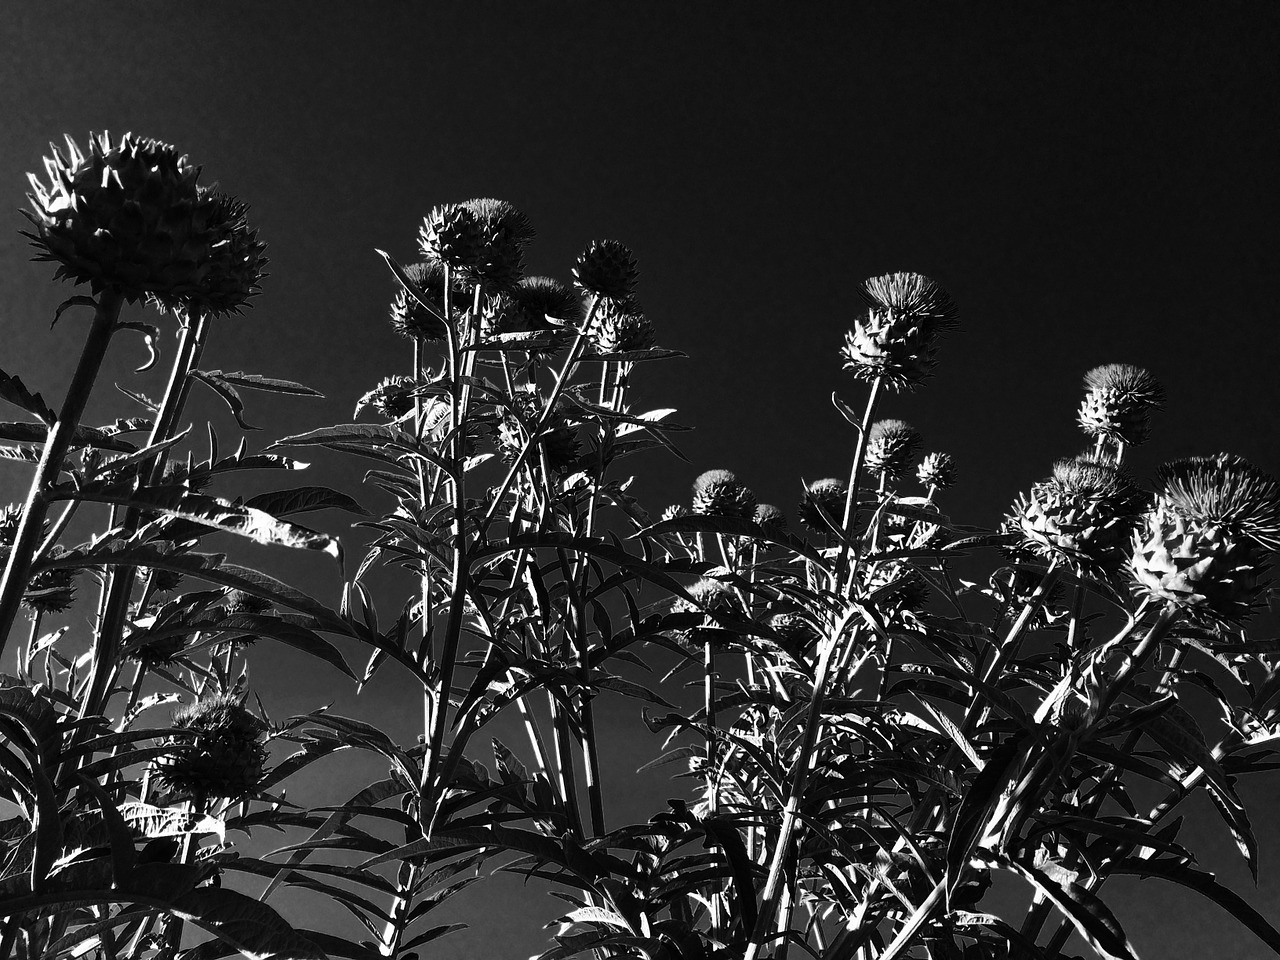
[[1009, 455, 1146, 575], [1078, 364, 1166, 447], [673, 578, 741, 645], [917, 451, 958, 491], [753, 503, 788, 536], [592, 301, 654, 353], [389, 261, 457, 341], [661, 504, 689, 522], [572, 240, 639, 301], [691, 469, 757, 519], [843, 272, 958, 392], [22, 562, 76, 615], [222, 588, 273, 617], [357, 375, 417, 422], [152, 694, 269, 801], [798, 478, 848, 533], [865, 419, 923, 482], [1131, 454, 1280, 624], [418, 199, 533, 288], [23, 132, 219, 305]]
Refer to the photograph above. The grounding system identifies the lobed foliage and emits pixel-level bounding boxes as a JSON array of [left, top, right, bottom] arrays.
[[2, 131, 1280, 960]]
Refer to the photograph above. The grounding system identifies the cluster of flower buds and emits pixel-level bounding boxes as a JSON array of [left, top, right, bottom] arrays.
[[24, 132, 266, 314]]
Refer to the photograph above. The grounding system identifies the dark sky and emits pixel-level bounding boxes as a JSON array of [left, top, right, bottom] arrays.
[[2, 3, 1280, 956]]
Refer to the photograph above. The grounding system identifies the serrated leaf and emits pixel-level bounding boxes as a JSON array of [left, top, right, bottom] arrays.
[[0, 368, 54, 424]]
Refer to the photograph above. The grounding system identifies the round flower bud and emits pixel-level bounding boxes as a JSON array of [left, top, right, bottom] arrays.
[[152, 694, 268, 801], [767, 611, 819, 654], [1078, 364, 1166, 447], [572, 240, 639, 300], [661, 504, 689, 522], [673, 579, 741, 645], [222, 588, 273, 617], [592, 303, 654, 353], [389, 261, 457, 341], [917, 452, 958, 491], [125, 631, 188, 667], [864, 420, 923, 482], [418, 199, 533, 288], [1131, 454, 1280, 624], [753, 504, 788, 536], [140, 566, 184, 593], [356, 375, 417, 421], [23, 564, 76, 615], [691, 469, 757, 519], [168, 190, 267, 317], [23, 132, 217, 305], [798, 478, 848, 533], [1009, 456, 1145, 576]]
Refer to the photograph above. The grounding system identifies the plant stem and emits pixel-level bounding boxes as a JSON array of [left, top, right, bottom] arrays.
[[834, 376, 883, 593], [0, 289, 122, 657], [745, 616, 858, 960]]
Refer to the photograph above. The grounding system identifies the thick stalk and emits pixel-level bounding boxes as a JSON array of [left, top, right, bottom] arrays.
[[834, 376, 883, 592], [745, 617, 857, 960], [0, 290, 122, 655]]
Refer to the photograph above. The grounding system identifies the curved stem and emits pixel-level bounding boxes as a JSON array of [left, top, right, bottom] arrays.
[[834, 376, 883, 593]]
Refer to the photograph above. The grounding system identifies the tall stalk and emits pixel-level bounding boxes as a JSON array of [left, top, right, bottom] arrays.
[[0, 289, 122, 656], [834, 376, 883, 593]]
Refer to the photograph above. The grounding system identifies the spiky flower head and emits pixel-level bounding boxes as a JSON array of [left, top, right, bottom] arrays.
[[798, 478, 848, 533], [1009, 455, 1146, 575], [864, 420, 923, 482], [690, 469, 757, 519], [23, 563, 76, 614], [172, 190, 267, 317], [572, 240, 639, 301], [23, 132, 223, 305], [418, 198, 534, 287], [1131, 454, 1280, 623], [1078, 364, 1166, 447], [152, 694, 268, 801], [673, 579, 741, 644], [497, 396, 580, 473], [592, 302, 654, 353], [843, 273, 957, 392], [754, 504, 787, 536], [917, 452, 958, 491], [222, 588, 273, 617], [141, 566, 184, 593], [125, 630, 187, 667], [859, 272, 960, 330], [356, 375, 417, 422], [389, 261, 458, 340]]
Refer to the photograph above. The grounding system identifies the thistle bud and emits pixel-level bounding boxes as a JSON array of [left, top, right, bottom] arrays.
[[1009, 455, 1145, 575], [356, 375, 417, 421], [592, 302, 654, 353], [152, 694, 268, 801], [1131, 454, 1280, 624], [917, 452, 958, 491], [1078, 364, 1166, 447], [23, 133, 218, 305], [23, 564, 76, 614], [223, 588, 273, 617], [864, 420, 923, 482], [691, 470, 757, 519], [753, 504, 788, 536], [389, 261, 457, 340], [572, 240, 639, 301], [842, 272, 958, 392], [798, 478, 848, 533]]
